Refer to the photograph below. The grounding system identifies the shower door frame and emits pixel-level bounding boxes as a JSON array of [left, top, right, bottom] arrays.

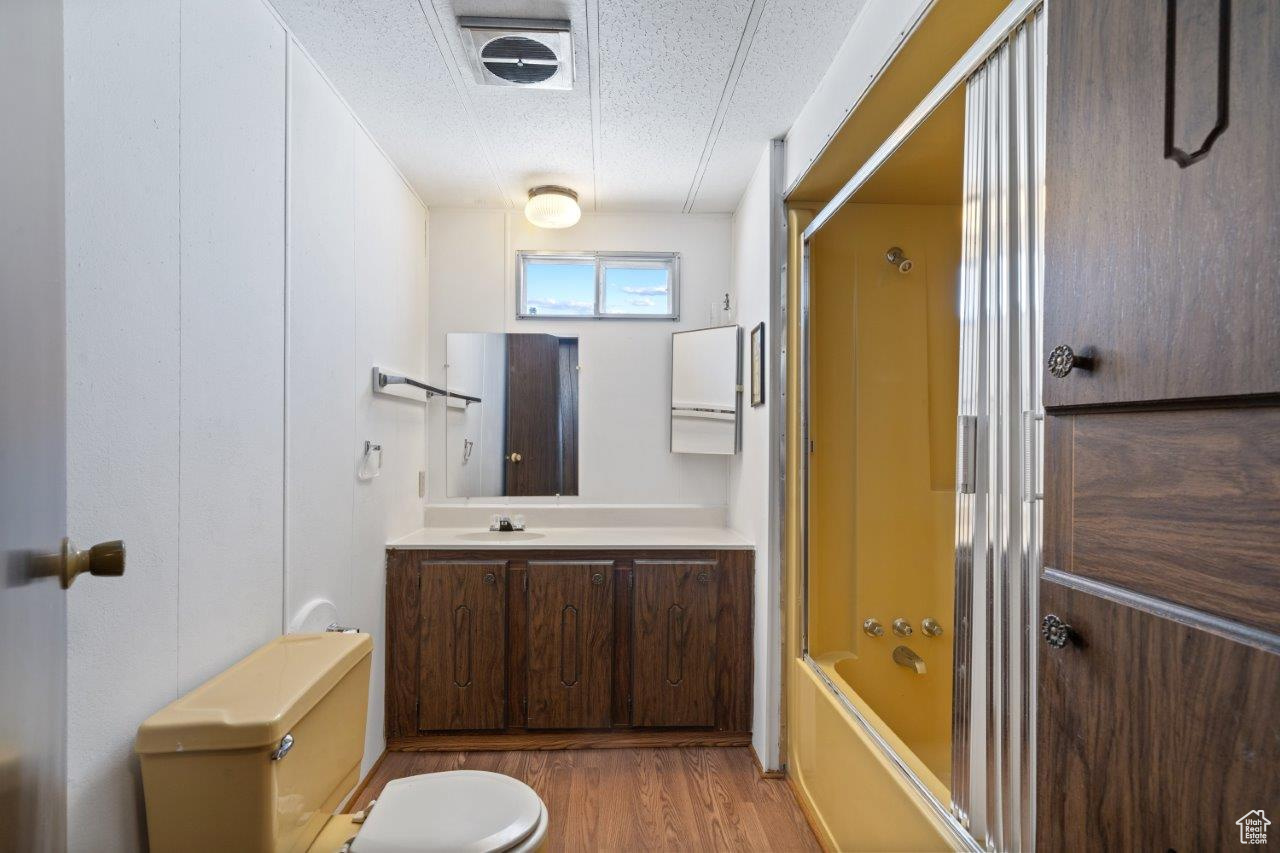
[[794, 1, 1044, 849]]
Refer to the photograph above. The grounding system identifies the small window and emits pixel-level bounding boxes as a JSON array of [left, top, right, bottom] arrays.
[[517, 251, 679, 319]]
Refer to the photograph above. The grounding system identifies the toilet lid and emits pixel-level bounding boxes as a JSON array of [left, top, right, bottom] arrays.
[[350, 770, 545, 853]]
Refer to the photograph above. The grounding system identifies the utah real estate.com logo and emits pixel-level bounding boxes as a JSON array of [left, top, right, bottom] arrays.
[[1237, 810, 1270, 845]]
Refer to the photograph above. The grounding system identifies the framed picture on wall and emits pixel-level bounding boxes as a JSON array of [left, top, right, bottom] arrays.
[[750, 321, 765, 407]]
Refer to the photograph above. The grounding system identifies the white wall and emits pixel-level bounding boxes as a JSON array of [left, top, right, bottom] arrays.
[[65, 1, 181, 848], [727, 145, 782, 770], [426, 209, 733, 508], [286, 42, 430, 768], [64, 1, 426, 848]]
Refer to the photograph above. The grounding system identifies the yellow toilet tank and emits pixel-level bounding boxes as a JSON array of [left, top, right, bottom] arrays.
[[136, 633, 372, 853]]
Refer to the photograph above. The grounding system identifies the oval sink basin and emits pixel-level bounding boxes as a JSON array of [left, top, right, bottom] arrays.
[[456, 531, 546, 542]]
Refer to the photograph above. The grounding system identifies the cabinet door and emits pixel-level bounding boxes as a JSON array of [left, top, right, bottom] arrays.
[[632, 560, 717, 727], [526, 561, 613, 728], [1037, 577, 1280, 852], [417, 562, 506, 730], [1045, 0, 1279, 406]]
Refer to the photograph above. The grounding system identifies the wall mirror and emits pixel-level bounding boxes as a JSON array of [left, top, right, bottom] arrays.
[[670, 325, 741, 455], [446, 333, 579, 497]]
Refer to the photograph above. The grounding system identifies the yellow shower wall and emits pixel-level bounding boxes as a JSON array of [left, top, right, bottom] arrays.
[[809, 202, 960, 789]]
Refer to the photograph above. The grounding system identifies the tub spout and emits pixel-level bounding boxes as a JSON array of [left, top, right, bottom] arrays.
[[893, 645, 926, 675]]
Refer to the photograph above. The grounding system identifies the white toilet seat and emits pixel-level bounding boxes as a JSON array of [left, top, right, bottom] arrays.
[[349, 770, 548, 853]]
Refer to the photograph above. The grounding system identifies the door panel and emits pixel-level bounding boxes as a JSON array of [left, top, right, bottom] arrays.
[[505, 334, 562, 496], [632, 561, 717, 727], [418, 562, 506, 730], [526, 561, 613, 728], [1038, 577, 1280, 852], [0, 0, 68, 847], [1045, 0, 1280, 406], [1045, 408, 1280, 634]]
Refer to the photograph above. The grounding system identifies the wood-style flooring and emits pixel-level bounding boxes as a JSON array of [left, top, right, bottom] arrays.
[[351, 747, 821, 851]]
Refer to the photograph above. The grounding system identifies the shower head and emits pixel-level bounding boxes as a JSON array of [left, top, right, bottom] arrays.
[[885, 246, 913, 274]]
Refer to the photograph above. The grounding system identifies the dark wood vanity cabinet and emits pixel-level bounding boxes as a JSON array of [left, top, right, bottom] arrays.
[[416, 561, 508, 731], [1040, 1, 1280, 849], [525, 561, 614, 729], [386, 548, 752, 742], [631, 560, 718, 727]]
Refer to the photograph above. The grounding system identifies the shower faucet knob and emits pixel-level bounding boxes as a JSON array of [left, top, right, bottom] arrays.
[[1047, 344, 1094, 378], [862, 618, 885, 638], [891, 618, 913, 637], [921, 617, 944, 637]]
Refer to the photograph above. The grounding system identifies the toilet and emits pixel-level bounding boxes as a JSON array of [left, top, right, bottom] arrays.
[[135, 633, 548, 852]]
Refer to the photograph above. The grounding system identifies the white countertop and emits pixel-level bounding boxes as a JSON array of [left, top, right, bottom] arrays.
[[387, 526, 753, 550]]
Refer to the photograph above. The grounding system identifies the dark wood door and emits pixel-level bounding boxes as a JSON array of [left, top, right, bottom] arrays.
[[632, 561, 718, 727], [526, 561, 614, 728], [1042, 3, 1280, 848], [1038, 576, 1280, 852], [505, 334, 562, 496], [1045, 0, 1279, 406], [417, 562, 507, 730]]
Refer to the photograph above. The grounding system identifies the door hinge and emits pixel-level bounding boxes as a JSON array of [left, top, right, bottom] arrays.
[[523, 573, 529, 593], [627, 572, 634, 589]]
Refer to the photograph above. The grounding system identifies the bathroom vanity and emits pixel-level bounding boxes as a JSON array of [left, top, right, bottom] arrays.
[[385, 528, 753, 748]]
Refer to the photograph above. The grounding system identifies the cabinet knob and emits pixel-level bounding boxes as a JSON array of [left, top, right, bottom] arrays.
[[591, 572, 605, 585], [1047, 345, 1094, 378], [1041, 613, 1075, 648], [483, 572, 497, 585], [697, 571, 711, 583]]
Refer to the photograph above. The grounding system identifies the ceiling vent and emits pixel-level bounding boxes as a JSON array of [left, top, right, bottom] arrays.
[[458, 17, 574, 91]]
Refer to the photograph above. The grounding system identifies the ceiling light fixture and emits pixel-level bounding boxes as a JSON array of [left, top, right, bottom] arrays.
[[524, 185, 580, 229]]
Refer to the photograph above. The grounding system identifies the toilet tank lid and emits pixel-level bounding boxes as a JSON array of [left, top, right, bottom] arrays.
[[135, 633, 372, 755]]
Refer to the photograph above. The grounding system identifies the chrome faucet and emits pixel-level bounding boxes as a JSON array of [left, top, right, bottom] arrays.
[[892, 645, 926, 675]]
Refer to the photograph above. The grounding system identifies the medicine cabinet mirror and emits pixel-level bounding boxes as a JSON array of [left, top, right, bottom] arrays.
[[670, 325, 741, 455]]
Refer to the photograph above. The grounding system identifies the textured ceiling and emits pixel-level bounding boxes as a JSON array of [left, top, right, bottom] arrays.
[[270, 0, 869, 212]]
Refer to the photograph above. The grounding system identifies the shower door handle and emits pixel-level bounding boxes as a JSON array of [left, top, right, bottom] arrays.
[[957, 415, 977, 494]]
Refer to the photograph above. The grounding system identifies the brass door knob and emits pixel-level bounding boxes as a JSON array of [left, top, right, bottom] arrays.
[[506, 452, 523, 463], [1041, 614, 1074, 648], [1047, 345, 1094, 378], [59, 537, 125, 589]]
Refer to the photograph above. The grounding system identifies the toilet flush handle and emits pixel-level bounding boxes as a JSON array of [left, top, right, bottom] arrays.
[[269, 733, 294, 761]]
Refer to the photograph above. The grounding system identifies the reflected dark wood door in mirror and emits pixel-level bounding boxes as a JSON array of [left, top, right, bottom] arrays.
[[505, 334, 562, 496]]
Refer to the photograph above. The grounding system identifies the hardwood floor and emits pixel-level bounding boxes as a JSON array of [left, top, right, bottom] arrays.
[[351, 747, 821, 851]]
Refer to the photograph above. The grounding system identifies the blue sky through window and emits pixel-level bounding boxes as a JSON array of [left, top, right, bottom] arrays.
[[602, 265, 671, 315], [524, 260, 595, 316]]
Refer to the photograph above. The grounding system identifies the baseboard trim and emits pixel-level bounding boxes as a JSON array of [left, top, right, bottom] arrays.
[[388, 730, 752, 752], [341, 750, 389, 813], [749, 744, 787, 779]]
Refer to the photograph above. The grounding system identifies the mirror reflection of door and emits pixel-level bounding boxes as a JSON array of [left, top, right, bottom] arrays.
[[505, 334, 578, 496], [446, 333, 579, 498]]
